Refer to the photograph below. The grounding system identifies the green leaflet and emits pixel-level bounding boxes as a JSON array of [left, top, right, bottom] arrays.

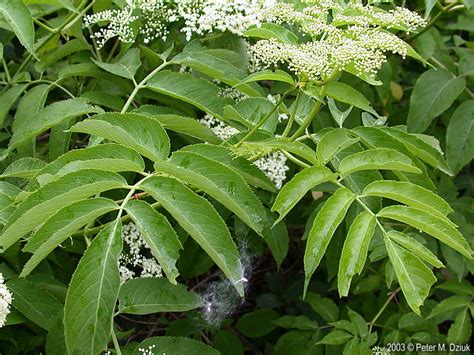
[[338, 212, 376, 297], [133, 105, 220, 144], [58, 63, 133, 91], [378, 205, 472, 258], [34, 143, 145, 179], [147, 71, 234, 119], [236, 69, 295, 86], [231, 98, 279, 133], [0, 84, 28, 127], [13, 84, 49, 156], [447, 309, 471, 344], [8, 98, 103, 151], [141, 176, 244, 296], [274, 315, 318, 330], [351, 126, 436, 190], [92, 48, 141, 80], [124, 200, 182, 284], [380, 127, 452, 176], [180, 144, 275, 191], [272, 166, 338, 225], [0, 0, 35, 56], [324, 82, 377, 116], [316, 128, 360, 164], [235, 309, 280, 338], [12, 84, 49, 132], [384, 236, 436, 314], [245, 138, 319, 166], [6, 278, 63, 331], [262, 213, 289, 268], [407, 69, 465, 133], [244, 23, 299, 44], [339, 148, 421, 177], [118, 278, 203, 315], [36, 38, 89, 72], [446, 100, 474, 175], [317, 330, 353, 345], [387, 231, 444, 268], [155, 151, 267, 235], [20, 198, 119, 277], [1, 158, 47, 179], [70, 113, 170, 162], [172, 49, 264, 97], [0, 169, 127, 251], [362, 180, 453, 217], [427, 295, 471, 319], [133, 337, 219, 355], [306, 293, 339, 323], [64, 221, 122, 354], [304, 188, 355, 296]]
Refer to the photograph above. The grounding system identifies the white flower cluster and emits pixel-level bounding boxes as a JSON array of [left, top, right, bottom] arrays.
[[177, 0, 277, 41], [85, 0, 276, 47], [138, 344, 156, 355], [84, 0, 175, 47], [250, 1, 426, 81], [253, 151, 289, 189], [198, 114, 289, 189], [200, 114, 240, 141], [119, 223, 162, 283], [0, 273, 12, 328]]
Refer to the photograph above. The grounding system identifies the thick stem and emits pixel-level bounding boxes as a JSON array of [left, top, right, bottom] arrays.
[[368, 288, 401, 334], [120, 61, 169, 113], [281, 90, 301, 138], [289, 85, 326, 141], [111, 325, 122, 355]]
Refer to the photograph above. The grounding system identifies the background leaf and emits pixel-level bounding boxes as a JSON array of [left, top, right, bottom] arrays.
[[446, 100, 474, 175], [118, 278, 203, 314], [0, 0, 35, 56], [407, 69, 465, 133]]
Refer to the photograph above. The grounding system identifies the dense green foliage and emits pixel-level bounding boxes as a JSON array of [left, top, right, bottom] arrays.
[[0, 0, 472, 354]]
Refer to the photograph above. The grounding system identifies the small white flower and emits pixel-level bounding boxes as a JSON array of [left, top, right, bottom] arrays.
[[278, 113, 288, 122], [138, 344, 156, 355], [0, 273, 12, 328]]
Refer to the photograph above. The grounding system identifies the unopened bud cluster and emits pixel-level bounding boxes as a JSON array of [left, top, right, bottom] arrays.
[[251, 0, 426, 81]]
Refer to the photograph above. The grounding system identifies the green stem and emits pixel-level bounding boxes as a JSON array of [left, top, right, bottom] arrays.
[[235, 89, 295, 147], [121, 61, 169, 113], [282, 150, 310, 168], [368, 287, 401, 335], [409, 2, 459, 41], [111, 325, 122, 355], [33, 18, 55, 33], [289, 86, 326, 141], [281, 90, 301, 138]]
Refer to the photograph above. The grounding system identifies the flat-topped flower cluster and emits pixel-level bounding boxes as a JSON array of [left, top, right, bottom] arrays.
[[84, 0, 277, 47], [250, 0, 426, 81]]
